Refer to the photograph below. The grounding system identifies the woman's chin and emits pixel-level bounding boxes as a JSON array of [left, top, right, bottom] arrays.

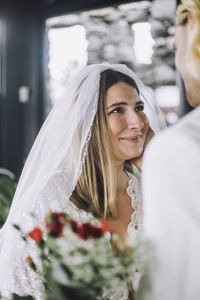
[[113, 146, 144, 162], [125, 150, 143, 161], [131, 148, 143, 158]]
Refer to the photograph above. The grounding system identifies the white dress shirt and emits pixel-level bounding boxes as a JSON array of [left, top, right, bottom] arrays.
[[142, 106, 200, 300]]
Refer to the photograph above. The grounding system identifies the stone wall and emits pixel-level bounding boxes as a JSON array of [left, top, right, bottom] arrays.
[[47, 0, 176, 90], [150, 0, 176, 88], [86, 0, 176, 89]]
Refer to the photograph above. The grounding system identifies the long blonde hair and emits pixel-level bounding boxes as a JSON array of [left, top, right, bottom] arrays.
[[176, 0, 200, 78], [70, 69, 139, 220]]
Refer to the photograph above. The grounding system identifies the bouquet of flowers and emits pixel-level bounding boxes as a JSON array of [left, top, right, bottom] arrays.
[[13, 211, 141, 300]]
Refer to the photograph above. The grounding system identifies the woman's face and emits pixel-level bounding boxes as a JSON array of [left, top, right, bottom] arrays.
[[106, 81, 149, 163]]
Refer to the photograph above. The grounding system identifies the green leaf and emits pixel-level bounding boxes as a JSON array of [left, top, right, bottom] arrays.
[[46, 280, 100, 300], [12, 294, 34, 300], [13, 224, 21, 231], [0, 176, 16, 228]]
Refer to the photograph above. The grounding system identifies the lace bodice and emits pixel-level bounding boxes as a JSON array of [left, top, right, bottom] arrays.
[[0, 164, 142, 300], [100, 165, 143, 300], [127, 164, 143, 235]]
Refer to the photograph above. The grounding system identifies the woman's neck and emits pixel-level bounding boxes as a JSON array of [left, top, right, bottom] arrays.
[[114, 161, 129, 192]]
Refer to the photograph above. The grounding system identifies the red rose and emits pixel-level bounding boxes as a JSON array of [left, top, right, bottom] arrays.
[[78, 223, 93, 240], [78, 223, 103, 240], [28, 227, 43, 243], [45, 212, 67, 237], [91, 227, 103, 238]]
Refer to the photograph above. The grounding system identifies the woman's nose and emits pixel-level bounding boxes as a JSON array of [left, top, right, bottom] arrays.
[[127, 111, 144, 130]]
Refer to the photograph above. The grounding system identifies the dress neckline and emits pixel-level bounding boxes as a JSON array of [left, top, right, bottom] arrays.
[[68, 164, 143, 236], [126, 164, 143, 235]]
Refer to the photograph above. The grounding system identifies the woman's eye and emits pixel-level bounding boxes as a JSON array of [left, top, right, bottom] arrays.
[[109, 107, 123, 114], [134, 105, 144, 112]]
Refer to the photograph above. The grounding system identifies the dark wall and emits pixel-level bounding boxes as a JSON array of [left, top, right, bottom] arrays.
[[0, 7, 45, 178]]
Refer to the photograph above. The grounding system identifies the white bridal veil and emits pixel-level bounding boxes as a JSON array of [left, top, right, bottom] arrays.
[[0, 63, 165, 298]]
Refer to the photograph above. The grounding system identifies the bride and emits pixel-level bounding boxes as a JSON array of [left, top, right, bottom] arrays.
[[0, 63, 165, 299]]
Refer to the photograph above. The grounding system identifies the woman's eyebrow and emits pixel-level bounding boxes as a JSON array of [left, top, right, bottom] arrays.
[[107, 100, 144, 110], [135, 100, 144, 106], [107, 101, 128, 109]]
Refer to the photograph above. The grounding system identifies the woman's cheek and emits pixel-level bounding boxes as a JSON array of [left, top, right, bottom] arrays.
[[107, 117, 121, 139], [143, 114, 149, 132]]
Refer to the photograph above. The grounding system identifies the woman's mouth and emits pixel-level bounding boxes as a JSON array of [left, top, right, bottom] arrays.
[[120, 136, 141, 142]]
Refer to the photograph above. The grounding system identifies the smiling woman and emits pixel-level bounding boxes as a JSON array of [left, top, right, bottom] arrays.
[[70, 69, 150, 227], [0, 63, 165, 300]]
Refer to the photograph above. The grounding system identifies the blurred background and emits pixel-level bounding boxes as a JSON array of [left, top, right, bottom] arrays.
[[0, 0, 191, 184]]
